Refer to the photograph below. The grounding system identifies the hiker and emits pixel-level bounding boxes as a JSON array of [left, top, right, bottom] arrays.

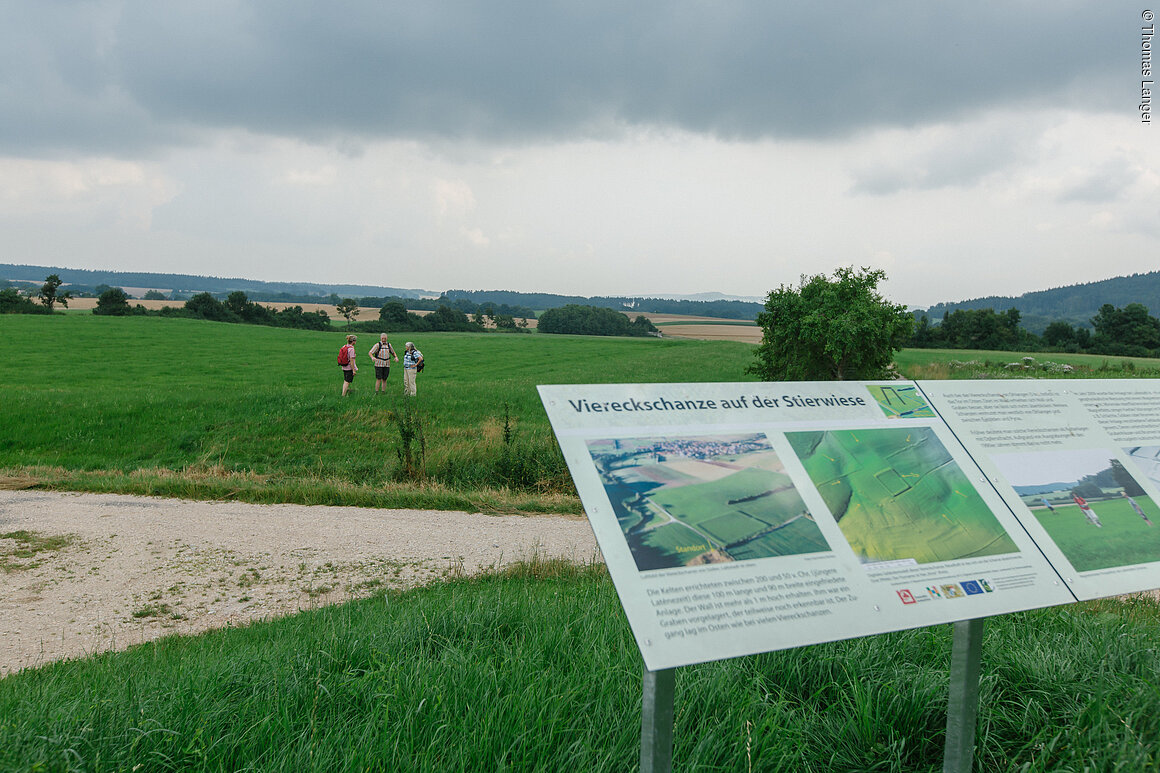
[[402, 341, 424, 396], [370, 333, 398, 394], [339, 334, 358, 396]]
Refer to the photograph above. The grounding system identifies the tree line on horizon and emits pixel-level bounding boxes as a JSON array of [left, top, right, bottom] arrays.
[[909, 304, 1160, 358], [0, 269, 762, 320], [0, 276, 651, 338], [10, 263, 1160, 328]]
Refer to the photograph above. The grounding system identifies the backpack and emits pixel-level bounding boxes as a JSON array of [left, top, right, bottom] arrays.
[[417, 359, 425, 373], [337, 344, 350, 366]]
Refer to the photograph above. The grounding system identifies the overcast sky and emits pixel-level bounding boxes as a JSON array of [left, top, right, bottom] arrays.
[[1, 1, 1155, 307]]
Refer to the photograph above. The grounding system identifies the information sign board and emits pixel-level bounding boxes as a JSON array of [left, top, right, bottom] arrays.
[[921, 379, 1160, 600], [539, 381, 1075, 671]]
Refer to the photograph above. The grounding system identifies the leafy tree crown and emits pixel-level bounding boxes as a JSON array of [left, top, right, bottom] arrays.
[[748, 266, 912, 381]]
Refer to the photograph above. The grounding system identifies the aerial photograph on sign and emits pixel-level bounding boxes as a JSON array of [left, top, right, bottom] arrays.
[[992, 447, 1160, 572], [787, 427, 1018, 565], [865, 384, 937, 419], [585, 433, 830, 571]]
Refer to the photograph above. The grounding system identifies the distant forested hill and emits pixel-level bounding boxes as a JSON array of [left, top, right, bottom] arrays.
[[920, 272, 1160, 329], [0, 264, 424, 300]]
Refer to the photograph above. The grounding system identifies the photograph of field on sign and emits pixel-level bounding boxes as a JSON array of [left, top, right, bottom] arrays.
[[585, 433, 830, 572], [786, 427, 1018, 565], [992, 447, 1160, 573]]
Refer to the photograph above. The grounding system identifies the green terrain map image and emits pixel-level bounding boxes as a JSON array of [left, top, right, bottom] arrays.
[[587, 434, 830, 571], [787, 427, 1018, 565]]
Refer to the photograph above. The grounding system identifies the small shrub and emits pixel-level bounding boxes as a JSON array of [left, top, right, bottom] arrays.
[[389, 404, 426, 480], [494, 403, 553, 490]]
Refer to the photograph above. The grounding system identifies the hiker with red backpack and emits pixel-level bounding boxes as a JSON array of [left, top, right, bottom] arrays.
[[338, 334, 358, 396]]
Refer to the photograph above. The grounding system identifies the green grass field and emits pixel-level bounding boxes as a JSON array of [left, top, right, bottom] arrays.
[[1034, 497, 1160, 572], [0, 314, 758, 512]]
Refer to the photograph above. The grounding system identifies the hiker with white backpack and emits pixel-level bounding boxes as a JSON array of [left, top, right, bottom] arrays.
[[369, 333, 399, 395]]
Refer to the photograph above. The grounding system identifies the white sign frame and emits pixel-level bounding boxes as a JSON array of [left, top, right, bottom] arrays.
[[539, 380, 1076, 671]]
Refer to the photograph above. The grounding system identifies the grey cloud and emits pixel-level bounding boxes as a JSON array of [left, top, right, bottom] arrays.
[[1057, 157, 1140, 204], [849, 124, 1037, 195], [0, 1, 1126, 155]]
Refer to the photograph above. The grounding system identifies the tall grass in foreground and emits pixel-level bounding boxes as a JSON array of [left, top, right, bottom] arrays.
[[1, 564, 1158, 772]]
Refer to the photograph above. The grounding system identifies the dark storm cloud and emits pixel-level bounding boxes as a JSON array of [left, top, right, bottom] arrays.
[[0, 1, 1125, 155]]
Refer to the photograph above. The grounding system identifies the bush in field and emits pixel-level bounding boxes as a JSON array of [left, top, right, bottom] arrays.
[[357, 303, 480, 335], [169, 291, 331, 331], [0, 287, 51, 315], [389, 404, 426, 481], [93, 288, 133, 316], [425, 304, 480, 332], [270, 304, 331, 331], [184, 292, 237, 322], [379, 300, 410, 325], [538, 304, 657, 337], [749, 266, 912, 381], [494, 403, 548, 489]]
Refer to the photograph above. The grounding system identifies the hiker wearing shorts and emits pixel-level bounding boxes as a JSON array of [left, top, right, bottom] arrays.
[[340, 334, 358, 396], [402, 341, 423, 396], [370, 333, 398, 394]]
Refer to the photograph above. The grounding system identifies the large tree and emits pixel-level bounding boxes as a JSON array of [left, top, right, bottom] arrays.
[[748, 266, 913, 381]]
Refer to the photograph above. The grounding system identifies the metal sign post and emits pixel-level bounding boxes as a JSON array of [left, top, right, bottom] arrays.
[[943, 618, 985, 773], [641, 666, 675, 773]]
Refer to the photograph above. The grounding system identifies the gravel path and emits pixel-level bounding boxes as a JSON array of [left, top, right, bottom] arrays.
[[0, 490, 598, 677]]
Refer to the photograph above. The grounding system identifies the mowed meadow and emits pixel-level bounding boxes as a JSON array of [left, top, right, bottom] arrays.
[[5, 313, 1160, 512], [0, 314, 758, 512]]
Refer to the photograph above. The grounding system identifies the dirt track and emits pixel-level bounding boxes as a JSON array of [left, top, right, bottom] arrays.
[[0, 490, 598, 676]]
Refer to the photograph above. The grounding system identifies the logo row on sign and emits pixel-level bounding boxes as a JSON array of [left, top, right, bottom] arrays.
[[897, 579, 995, 605]]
